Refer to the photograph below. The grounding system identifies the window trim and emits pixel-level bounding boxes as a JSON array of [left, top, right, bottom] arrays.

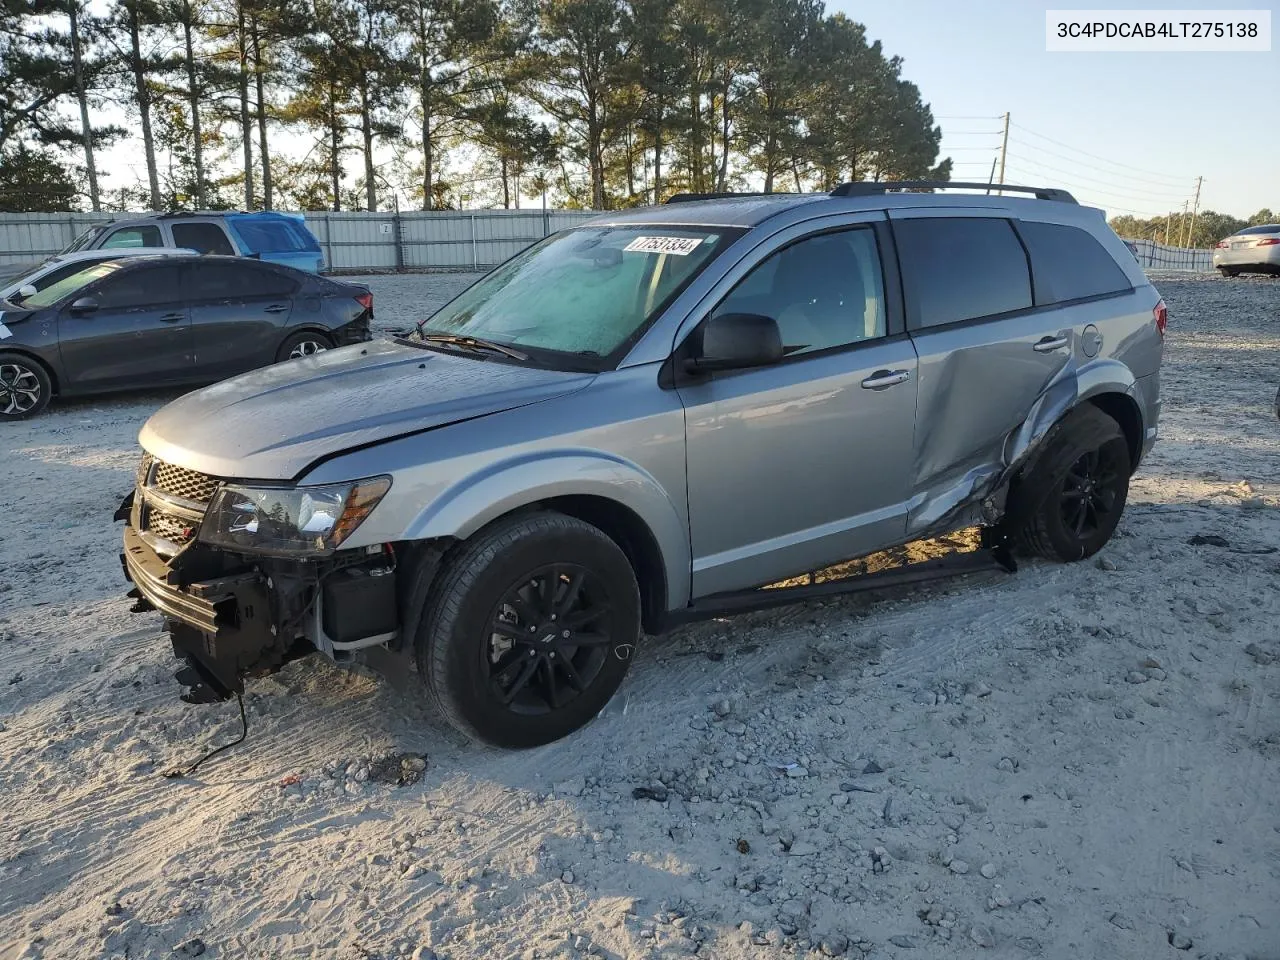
[[664, 220, 902, 385], [892, 215, 1037, 333]]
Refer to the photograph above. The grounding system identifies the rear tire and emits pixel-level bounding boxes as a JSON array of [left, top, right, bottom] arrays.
[[415, 512, 641, 748], [0, 352, 52, 419], [1009, 405, 1131, 562], [275, 330, 332, 362]]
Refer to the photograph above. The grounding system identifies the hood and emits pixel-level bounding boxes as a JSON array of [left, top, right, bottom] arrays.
[[0, 304, 34, 326], [139, 338, 595, 479]]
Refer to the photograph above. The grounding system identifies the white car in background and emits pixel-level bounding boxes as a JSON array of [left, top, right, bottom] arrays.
[[0, 248, 196, 304], [1212, 223, 1280, 277]]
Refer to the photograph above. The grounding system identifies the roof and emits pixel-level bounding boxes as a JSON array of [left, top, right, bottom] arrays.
[[584, 184, 1093, 230]]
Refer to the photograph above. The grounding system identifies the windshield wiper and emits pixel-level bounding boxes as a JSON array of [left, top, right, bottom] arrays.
[[416, 332, 530, 362]]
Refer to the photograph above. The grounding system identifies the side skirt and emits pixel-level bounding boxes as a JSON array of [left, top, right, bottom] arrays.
[[658, 547, 1016, 631]]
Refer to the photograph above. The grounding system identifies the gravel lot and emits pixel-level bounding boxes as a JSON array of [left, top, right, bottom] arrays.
[[1, 272, 1277, 960]]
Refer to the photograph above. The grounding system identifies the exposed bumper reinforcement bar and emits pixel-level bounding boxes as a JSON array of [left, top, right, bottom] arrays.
[[121, 523, 278, 698]]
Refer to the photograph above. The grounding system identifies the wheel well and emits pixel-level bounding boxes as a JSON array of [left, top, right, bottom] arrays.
[[284, 326, 333, 343], [1085, 392, 1142, 471], [0, 349, 59, 394], [540, 495, 668, 634]]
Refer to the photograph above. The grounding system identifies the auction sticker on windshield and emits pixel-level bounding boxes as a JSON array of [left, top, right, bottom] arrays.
[[624, 236, 705, 255]]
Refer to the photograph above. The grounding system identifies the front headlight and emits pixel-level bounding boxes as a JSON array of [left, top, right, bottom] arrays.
[[200, 476, 391, 556]]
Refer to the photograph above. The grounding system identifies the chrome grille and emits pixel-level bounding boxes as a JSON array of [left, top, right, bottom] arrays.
[[133, 454, 219, 553], [146, 509, 196, 544], [152, 461, 220, 505]]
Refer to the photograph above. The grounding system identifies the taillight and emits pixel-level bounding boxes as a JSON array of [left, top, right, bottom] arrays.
[[1257, 238, 1280, 247], [355, 291, 373, 311], [1153, 299, 1168, 337], [1215, 241, 1230, 248]]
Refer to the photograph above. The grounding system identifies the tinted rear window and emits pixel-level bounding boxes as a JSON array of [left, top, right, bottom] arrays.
[[1237, 223, 1280, 235], [895, 218, 1032, 329], [229, 217, 319, 253], [1017, 221, 1131, 304], [191, 261, 297, 299]]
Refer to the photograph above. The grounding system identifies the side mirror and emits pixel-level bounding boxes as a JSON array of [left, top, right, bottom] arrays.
[[685, 312, 783, 373], [14, 284, 37, 302], [69, 296, 99, 314]]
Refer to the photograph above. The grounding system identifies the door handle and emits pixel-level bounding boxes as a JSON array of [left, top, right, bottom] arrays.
[[1033, 335, 1070, 353], [860, 369, 911, 390], [159, 312, 185, 323], [264, 304, 288, 314]]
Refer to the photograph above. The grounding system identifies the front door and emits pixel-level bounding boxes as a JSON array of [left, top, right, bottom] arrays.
[[57, 262, 192, 390], [676, 222, 919, 597]]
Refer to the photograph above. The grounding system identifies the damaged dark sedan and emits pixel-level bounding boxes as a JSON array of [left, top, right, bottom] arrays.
[[0, 254, 372, 419]]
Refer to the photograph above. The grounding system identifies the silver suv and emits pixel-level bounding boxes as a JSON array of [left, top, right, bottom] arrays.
[[117, 182, 1165, 748]]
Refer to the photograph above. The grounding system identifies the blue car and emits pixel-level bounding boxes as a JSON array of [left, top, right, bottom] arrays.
[[61, 211, 326, 274]]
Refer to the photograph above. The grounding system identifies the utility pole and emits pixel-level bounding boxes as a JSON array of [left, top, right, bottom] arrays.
[[996, 112, 1010, 194], [1184, 176, 1203, 247], [1178, 200, 1189, 247], [1164, 210, 1173, 246]]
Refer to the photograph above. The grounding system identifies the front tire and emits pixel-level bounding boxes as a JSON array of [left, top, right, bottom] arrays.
[[1217, 267, 1239, 278], [1010, 405, 1131, 562], [415, 512, 642, 748], [0, 352, 52, 419]]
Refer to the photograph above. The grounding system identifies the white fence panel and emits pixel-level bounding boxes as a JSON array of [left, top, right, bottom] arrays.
[[1122, 237, 1214, 272], [0, 209, 599, 272]]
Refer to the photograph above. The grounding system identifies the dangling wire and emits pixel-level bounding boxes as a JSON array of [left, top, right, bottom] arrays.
[[162, 692, 248, 779]]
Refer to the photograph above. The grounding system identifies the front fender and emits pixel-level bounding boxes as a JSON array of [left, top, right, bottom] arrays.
[[402, 450, 691, 610]]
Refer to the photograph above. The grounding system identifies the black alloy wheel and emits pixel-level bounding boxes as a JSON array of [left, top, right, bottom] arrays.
[[484, 564, 614, 715]]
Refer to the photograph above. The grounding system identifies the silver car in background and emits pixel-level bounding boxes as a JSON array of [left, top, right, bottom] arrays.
[[1213, 223, 1280, 276], [116, 181, 1165, 748]]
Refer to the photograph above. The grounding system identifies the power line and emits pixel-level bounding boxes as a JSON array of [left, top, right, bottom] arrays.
[[1007, 136, 1198, 192], [1002, 152, 1193, 202], [935, 115, 1004, 120], [1009, 122, 1194, 185]]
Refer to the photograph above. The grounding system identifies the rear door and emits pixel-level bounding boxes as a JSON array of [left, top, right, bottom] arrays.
[[57, 263, 192, 389], [677, 216, 919, 597], [171, 221, 237, 256], [893, 212, 1074, 528], [188, 260, 300, 376]]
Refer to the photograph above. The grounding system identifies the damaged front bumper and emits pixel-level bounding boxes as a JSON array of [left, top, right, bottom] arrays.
[[119, 491, 402, 704], [121, 522, 287, 701]]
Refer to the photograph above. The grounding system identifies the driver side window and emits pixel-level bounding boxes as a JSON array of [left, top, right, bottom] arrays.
[[712, 227, 886, 357]]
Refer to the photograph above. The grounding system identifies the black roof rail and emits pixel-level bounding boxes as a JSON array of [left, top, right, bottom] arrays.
[[664, 191, 795, 204], [154, 209, 249, 218], [830, 181, 1077, 203]]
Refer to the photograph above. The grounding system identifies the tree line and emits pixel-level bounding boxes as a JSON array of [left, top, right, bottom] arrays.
[[0, 0, 949, 213], [1110, 208, 1277, 249]]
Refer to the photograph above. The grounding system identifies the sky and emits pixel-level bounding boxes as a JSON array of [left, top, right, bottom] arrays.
[[839, 0, 1279, 220], [85, 0, 1277, 219]]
